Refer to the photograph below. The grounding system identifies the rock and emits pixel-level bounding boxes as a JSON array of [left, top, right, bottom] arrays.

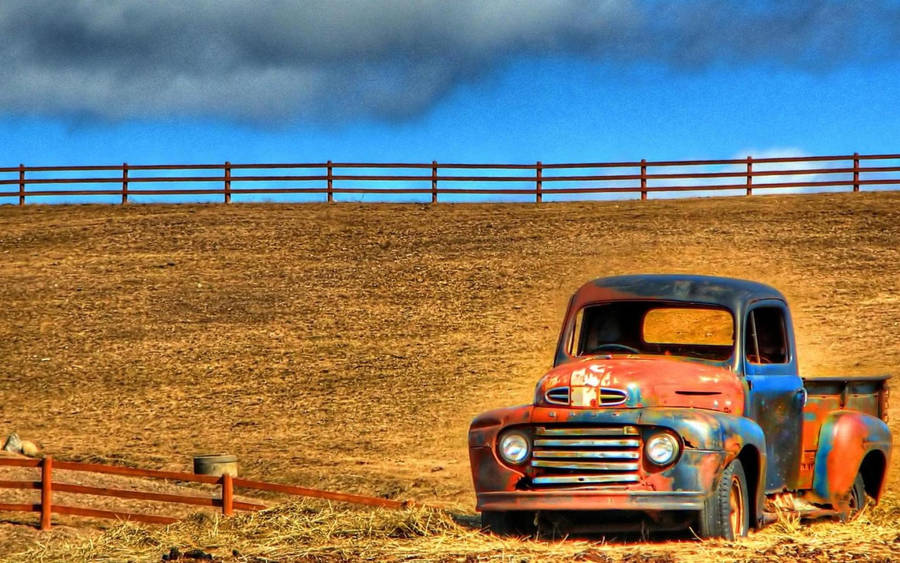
[[20, 440, 40, 457], [2, 433, 23, 454]]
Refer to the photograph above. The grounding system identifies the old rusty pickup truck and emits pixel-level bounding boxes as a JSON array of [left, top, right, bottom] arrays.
[[469, 275, 891, 539]]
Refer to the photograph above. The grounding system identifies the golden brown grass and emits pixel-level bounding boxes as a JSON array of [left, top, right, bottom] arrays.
[[0, 192, 898, 560], [18, 494, 900, 561]]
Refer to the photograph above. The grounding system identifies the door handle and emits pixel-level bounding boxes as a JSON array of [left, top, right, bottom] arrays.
[[795, 388, 807, 406]]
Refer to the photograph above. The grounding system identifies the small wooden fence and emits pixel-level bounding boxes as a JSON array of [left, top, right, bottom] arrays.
[[0, 457, 411, 530], [1, 152, 899, 204]]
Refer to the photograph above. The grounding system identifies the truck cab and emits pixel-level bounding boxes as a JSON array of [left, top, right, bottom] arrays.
[[468, 274, 891, 539]]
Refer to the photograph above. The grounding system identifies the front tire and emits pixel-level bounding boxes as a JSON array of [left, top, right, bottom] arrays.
[[698, 459, 749, 540]]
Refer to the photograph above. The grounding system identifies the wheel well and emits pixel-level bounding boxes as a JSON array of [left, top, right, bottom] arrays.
[[859, 450, 887, 500], [737, 446, 761, 527]]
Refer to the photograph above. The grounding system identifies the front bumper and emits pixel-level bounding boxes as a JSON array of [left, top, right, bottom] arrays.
[[477, 489, 707, 512], [470, 406, 766, 515]]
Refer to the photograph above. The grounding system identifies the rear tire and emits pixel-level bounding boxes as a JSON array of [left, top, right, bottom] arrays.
[[698, 459, 749, 540], [481, 511, 533, 536], [846, 473, 867, 520]]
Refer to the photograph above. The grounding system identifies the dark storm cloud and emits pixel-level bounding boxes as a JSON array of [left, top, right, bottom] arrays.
[[0, 1, 897, 123]]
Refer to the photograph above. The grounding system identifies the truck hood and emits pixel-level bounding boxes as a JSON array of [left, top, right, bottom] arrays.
[[534, 356, 744, 416]]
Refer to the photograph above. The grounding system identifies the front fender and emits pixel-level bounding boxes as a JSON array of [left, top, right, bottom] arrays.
[[468, 405, 533, 449], [631, 408, 767, 459], [468, 405, 533, 493], [812, 410, 892, 508], [631, 408, 768, 524]]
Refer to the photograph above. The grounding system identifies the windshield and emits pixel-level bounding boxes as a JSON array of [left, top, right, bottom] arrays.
[[570, 301, 734, 362]]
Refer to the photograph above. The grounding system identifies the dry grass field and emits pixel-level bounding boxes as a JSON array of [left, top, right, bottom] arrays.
[[0, 192, 898, 561]]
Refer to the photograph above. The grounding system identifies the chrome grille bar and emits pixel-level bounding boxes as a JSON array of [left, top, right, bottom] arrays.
[[544, 387, 570, 405], [532, 474, 641, 485], [535, 426, 639, 436], [532, 460, 639, 471], [530, 425, 643, 488], [533, 450, 640, 460], [534, 438, 640, 448]]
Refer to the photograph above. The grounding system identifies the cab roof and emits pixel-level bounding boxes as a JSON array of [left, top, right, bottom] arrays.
[[572, 274, 785, 310]]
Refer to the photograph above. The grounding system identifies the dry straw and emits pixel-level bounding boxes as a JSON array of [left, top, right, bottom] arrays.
[[18, 493, 900, 562]]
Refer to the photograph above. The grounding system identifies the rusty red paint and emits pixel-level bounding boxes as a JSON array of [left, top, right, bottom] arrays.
[[534, 356, 744, 415], [469, 275, 892, 535]]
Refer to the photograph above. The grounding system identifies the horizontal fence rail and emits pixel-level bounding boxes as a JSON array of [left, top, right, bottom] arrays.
[[0, 456, 412, 530], [0, 153, 898, 204]]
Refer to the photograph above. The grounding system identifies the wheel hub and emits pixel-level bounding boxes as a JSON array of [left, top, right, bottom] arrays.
[[729, 474, 744, 537]]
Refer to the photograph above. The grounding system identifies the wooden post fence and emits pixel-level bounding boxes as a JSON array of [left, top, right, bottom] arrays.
[[224, 161, 232, 204], [122, 163, 129, 204], [40, 456, 52, 530], [222, 473, 234, 516], [746, 156, 753, 196], [431, 161, 438, 204], [327, 160, 334, 203], [1, 153, 898, 205], [0, 456, 414, 531], [18, 164, 25, 206], [640, 159, 647, 200]]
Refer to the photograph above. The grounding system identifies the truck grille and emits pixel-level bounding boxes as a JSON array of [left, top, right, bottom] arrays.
[[544, 387, 570, 405], [531, 426, 641, 486], [571, 387, 628, 407]]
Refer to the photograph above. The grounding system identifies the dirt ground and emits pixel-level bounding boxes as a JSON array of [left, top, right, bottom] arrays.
[[0, 192, 898, 560]]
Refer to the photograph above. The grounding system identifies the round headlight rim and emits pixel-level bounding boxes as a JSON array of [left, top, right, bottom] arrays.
[[497, 429, 531, 466], [645, 431, 680, 466]]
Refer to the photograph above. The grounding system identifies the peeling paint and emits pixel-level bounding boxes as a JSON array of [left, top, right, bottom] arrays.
[[470, 275, 892, 531]]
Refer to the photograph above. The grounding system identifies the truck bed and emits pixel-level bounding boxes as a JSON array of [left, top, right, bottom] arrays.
[[798, 374, 891, 489]]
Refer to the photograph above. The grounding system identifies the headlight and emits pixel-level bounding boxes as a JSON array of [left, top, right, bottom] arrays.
[[645, 432, 680, 465], [498, 430, 530, 465]]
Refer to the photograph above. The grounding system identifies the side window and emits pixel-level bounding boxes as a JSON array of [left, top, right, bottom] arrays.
[[745, 306, 789, 364]]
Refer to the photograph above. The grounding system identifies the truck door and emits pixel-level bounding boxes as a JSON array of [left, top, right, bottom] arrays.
[[743, 300, 804, 493]]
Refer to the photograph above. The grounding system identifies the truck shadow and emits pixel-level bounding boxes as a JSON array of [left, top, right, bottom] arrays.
[[452, 511, 703, 543]]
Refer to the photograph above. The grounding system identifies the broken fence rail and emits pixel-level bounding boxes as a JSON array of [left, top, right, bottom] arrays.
[[1, 152, 899, 204], [0, 456, 412, 530]]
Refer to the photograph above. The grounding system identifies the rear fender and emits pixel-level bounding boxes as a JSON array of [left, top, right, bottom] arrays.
[[812, 410, 892, 509]]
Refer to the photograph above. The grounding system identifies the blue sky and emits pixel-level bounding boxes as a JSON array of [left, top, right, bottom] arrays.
[[1, 2, 898, 202], [3, 59, 899, 165]]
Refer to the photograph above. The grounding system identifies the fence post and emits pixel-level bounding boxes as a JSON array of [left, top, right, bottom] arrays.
[[536, 161, 543, 203], [640, 159, 647, 200], [852, 152, 860, 192], [18, 164, 25, 206], [222, 473, 234, 516], [224, 161, 231, 204], [431, 161, 438, 204], [122, 162, 129, 204], [40, 456, 52, 530], [327, 160, 333, 203], [746, 156, 753, 196]]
